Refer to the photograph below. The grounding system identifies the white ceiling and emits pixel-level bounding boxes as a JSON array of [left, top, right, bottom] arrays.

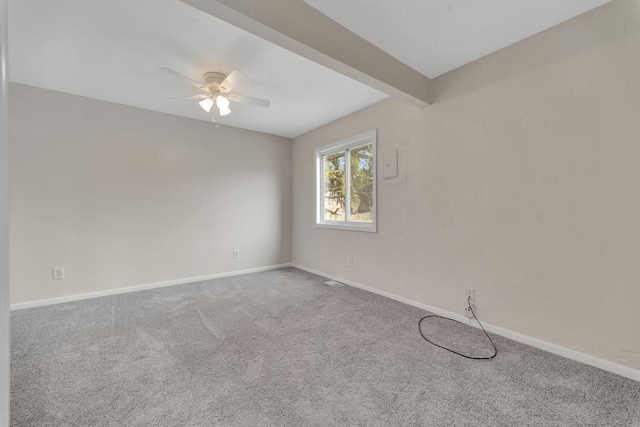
[[8, 0, 388, 138], [304, 0, 611, 78]]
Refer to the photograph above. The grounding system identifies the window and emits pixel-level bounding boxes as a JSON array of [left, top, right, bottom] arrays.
[[315, 130, 376, 232]]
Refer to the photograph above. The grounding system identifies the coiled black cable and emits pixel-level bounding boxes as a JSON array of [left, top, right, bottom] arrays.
[[418, 296, 497, 360]]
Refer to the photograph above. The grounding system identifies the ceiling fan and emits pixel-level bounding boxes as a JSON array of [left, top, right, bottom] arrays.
[[160, 67, 271, 121]]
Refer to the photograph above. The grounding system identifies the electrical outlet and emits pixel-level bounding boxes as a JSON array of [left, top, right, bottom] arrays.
[[467, 288, 475, 304], [347, 256, 353, 267], [233, 250, 240, 259], [464, 301, 473, 319], [53, 267, 65, 280]]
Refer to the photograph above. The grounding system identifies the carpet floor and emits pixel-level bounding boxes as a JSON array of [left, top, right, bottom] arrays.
[[10, 267, 640, 426]]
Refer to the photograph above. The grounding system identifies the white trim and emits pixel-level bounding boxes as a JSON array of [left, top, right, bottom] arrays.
[[0, 0, 9, 423], [291, 263, 640, 383], [10, 264, 293, 311], [314, 222, 377, 233], [314, 130, 377, 233], [314, 129, 377, 155]]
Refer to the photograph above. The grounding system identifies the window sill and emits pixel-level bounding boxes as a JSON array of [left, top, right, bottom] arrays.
[[315, 222, 377, 233]]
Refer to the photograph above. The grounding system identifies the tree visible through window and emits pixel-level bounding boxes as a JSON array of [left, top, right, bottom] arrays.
[[350, 144, 374, 222], [324, 151, 346, 221], [316, 130, 376, 232]]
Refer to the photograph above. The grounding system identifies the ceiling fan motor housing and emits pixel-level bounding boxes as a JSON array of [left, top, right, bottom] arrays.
[[203, 72, 228, 92]]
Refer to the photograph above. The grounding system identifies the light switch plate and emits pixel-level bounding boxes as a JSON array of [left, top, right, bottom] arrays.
[[383, 150, 398, 179]]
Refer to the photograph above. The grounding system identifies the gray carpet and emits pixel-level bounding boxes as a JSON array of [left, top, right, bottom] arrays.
[[10, 267, 640, 426]]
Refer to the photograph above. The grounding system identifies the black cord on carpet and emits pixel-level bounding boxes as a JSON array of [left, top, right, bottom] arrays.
[[418, 296, 497, 360]]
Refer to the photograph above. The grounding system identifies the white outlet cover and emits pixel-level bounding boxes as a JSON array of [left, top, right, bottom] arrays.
[[53, 267, 65, 280], [464, 303, 473, 319]]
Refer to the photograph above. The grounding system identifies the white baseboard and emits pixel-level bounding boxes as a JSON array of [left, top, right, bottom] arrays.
[[10, 263, 294, 311], [291, 263, 640, 383]]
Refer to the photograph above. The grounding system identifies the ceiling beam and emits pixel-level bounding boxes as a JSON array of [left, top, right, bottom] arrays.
[[181, 0, 432, 106]]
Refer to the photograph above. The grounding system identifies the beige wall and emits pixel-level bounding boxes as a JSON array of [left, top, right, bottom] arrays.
[[10, 83, 292, 304], [293, 0, 640, 370]]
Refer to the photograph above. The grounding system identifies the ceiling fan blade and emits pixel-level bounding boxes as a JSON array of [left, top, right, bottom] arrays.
[[159, 67, 209, 92], [168, 94, 209, 100], [219, 70, 246, 93], [227, 93, 271, 108]]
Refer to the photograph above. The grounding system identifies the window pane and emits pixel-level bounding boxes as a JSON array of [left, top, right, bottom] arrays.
[[350, 144, 374, 223], [324, 151, 346, 221]]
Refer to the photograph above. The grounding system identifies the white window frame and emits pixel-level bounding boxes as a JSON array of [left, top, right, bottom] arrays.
[[315, 129, 377, 233]]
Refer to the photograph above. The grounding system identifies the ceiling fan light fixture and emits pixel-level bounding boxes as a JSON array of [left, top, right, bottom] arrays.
[[216, 95, 230, 109], [199, 97, 214, 112], [216, 95, 232, 116]]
